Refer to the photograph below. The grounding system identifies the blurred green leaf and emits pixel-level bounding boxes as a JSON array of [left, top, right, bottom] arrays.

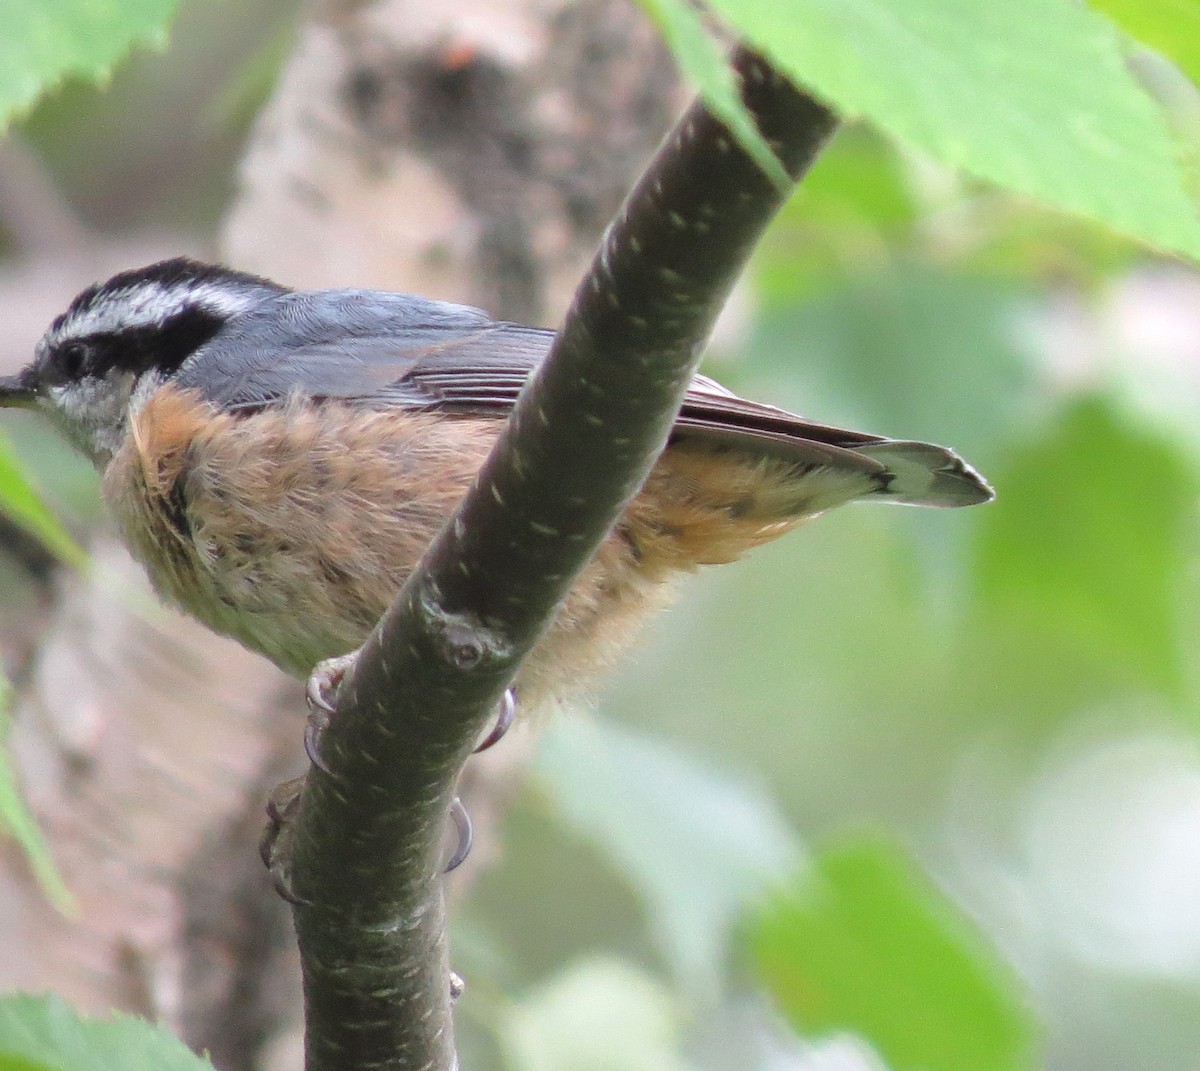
[[0, 994, 211, 1071], [793, 128, 917, 234], [743, 266, 1033, 469], [0, 427, 86, 568], [748, 838, 1036, 1071], [0, 0, 182, 130], [603, 511, 977, 827], [754, 128, 919, 302], [1090, 0, 1200, 87], [970, 395, 1198, 703], [500, 958, 695, 1071], [535, 715, 801, 996], [703, 0, 1200, 259], [0, 694, 74, 914], [0, 1055, 50, 1071], [963, 199, 1144, 283]]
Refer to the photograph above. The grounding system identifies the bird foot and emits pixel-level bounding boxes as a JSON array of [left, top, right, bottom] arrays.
[[300, 652, 515, 875], [448, 688, 516, 872], [303, 650, 361, 775], [260, 776, 310, 905]]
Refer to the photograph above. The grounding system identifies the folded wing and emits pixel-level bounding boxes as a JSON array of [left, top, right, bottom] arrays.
[[179, 291, 991, 508]]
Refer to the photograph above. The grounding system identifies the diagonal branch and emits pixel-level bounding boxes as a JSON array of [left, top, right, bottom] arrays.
[[284, 45, 837, 1071]]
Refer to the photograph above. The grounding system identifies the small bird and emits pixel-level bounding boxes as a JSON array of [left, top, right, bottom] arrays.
[[1, 258, 992, 716]]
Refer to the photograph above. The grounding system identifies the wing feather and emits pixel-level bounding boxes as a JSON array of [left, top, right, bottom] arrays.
[[178, 290, 991, 506]]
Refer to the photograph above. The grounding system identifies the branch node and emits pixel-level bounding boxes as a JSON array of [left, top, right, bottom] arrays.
[[419, 588, 512, 670]]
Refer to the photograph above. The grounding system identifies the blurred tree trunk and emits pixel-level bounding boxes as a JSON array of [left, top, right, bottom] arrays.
[[0, 2, 677, 1069]]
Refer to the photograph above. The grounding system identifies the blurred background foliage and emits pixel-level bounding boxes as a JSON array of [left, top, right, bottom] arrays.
[[2, 1, 1200, 1070]]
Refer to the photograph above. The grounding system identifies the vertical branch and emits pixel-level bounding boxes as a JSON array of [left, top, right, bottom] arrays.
[[287, 47, 837, 1071]]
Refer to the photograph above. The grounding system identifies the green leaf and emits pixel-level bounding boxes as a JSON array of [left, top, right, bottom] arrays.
[[748, 838, 1036, 1071], [0, 0, 182, 130], [1090, 0, 1200, 87], [703, 0, 1200, 260], [535, 715, 801, 995], [0, 994, 212, 1071], [0, 693, 74, 914], [0, 427, 86, 568], [499, 958, 696, 1071], [970, 395, 1198, 702]]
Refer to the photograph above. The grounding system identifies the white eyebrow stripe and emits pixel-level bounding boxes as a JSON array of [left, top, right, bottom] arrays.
[[50, 281, 261, 342]]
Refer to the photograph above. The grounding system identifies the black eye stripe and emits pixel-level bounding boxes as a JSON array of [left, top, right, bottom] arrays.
[[46, 308, 227, 384]]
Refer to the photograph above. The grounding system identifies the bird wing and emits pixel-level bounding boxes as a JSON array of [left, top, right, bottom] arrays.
[[178, 290, 990, 506]]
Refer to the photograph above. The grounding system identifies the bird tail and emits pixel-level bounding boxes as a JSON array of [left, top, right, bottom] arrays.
[[622, 436, 992, 577], [853, 440, 994, 508]]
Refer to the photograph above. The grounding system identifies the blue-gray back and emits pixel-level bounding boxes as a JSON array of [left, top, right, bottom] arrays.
[[175, 286, 904, 477]]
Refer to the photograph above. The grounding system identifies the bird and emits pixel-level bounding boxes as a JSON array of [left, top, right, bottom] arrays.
[[0, 256, 991, 739]]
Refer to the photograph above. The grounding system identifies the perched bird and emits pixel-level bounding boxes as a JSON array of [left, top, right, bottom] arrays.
[[0, 258, 991, 714]]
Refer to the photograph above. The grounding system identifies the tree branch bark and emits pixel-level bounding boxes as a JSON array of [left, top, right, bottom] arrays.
[[285, 45, 838, 1071]]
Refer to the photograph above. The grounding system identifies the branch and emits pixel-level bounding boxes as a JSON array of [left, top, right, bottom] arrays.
[[284, 46, 837, 1071]]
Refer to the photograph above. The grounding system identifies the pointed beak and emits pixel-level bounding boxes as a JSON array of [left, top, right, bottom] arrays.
[[0, 373, 36, 408]]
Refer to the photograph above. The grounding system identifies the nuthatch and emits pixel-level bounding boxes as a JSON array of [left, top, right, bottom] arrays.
[[0, 257, 991, 769]]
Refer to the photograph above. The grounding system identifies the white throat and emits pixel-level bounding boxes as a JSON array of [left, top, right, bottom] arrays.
[[42, 370, 153, 468]]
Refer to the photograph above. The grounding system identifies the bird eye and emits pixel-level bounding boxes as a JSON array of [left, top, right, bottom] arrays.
[[56, 340, 90, 379]]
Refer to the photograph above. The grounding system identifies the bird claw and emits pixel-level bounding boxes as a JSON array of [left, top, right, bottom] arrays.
[[299, 662, 510, 876], [445, 796, 474, 873], [264, 784, 475, 893], [444, 689, 514, 874], [304, 651, 360, 775], [474, 688, 516, 754], [260, 776, 311, 905]]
